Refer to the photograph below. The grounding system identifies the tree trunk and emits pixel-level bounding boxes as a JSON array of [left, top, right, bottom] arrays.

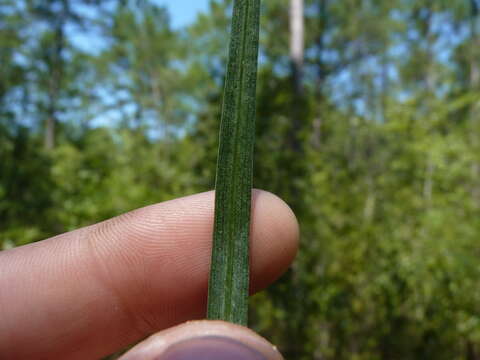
[[469, 0, 480, 207], [421, 3, 435, 206], [380, 52, 389, 122], [311, 0, 328, 149], [466, 340, 480, 360], [44, 2, 67, 150], [282, 3, 306, 358], [44, 115, 55, 150], [423, 157, 434, 205], [290, 0, 304, 95], [288, 0, 304, 154]]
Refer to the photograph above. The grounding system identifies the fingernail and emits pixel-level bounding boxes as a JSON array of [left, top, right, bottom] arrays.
[[157, 336, 267, 360]]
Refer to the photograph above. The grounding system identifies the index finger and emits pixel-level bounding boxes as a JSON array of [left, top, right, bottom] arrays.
[[0, 190, 298, 360]]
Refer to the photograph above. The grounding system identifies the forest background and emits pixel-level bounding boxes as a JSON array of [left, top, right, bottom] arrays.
[[1, 0, 480, 358]]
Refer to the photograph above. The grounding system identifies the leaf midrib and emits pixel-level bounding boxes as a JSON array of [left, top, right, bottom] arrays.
[[225, 0, 251, 319]]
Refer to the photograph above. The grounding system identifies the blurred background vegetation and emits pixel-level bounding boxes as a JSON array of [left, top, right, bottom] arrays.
[[1, 0, 480, 358]]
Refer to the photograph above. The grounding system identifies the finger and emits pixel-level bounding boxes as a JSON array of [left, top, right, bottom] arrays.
[[119, 320, 283, 360], [0, 190, 298, 360]]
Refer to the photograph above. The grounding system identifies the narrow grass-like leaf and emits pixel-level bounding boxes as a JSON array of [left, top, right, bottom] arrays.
[[206, 0, 260, 326]]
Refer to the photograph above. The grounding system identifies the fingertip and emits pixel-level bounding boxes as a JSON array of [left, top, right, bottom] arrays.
[[250, 190, 299, 291], [252, 189, 299, 252]]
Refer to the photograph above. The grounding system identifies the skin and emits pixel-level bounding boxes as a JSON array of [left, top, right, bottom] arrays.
[[0, 190, 299, 360]]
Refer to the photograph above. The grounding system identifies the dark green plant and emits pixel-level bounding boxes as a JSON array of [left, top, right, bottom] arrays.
[[206, 0, 261, 326]]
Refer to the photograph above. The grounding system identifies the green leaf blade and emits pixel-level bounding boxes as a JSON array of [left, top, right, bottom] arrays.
[[207, 0, 260, 326]]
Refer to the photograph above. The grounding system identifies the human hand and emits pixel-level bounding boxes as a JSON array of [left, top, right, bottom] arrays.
[[0, 190, 298, 359]]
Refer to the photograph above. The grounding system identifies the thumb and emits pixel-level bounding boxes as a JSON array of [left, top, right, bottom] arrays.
[[119, 320, 283, 360]]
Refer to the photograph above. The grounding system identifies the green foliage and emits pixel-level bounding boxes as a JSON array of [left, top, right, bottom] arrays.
[[1, 0, 480, 358], [207, 0, 260, 326]]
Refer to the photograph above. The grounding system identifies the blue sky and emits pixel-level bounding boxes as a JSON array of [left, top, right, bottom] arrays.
[[154, 0, 211, 28], [69, 0, 211, 55]]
